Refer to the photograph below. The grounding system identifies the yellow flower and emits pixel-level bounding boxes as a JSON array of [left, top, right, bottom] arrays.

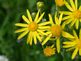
[[60, 0, 81, 29], [15, 9, 50, 45], [43, 45, 55, 56], [55, 0, 64, 7], [42, 12, 65, 53], [63, 29, 81, 59]]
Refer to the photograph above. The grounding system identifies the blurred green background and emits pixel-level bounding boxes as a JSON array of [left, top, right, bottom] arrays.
[[0, 0, 81, 61]]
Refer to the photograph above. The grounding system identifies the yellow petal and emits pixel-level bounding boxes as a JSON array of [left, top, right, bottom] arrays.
[[22, 15, 30, 24], [37, 29, 46, 35], [27, 9, 32, 22], [72, 48, 78, 59], [38, 21, 50, 26], [45, 32, 51, 35], [79, 49, 81, 56], [51, 44, 54, 48], [38, 26, 50, 29], [66, 47, 75, 51], [70, 19, 76, 27], [59, 13, 63, 24], [15, 28, 28, 33], [18, 30, 29, 40], [34, 10, 40, 22], [48, 14, 54, 25], [55, 13, 60, 25], [42, 34, 52, 45], [73, 30, 78, 39], [33, 32, 37, 44], [75, 20, 79, 29], [56, 38, 60, 53], [63, 44, 74, 48], [27, 32, 31, 44], [59, 11, 72, 15], [62, 16, 70, 20], [64, 0, 73, 11], [63, 41, 75, 45], [70, 0, 76, 10], [15, 23, 28, 27], [64, 19, 72, 24], [79, 6, 81, 11], [36, 12, 45, 23], [36, 32, 42, 42], [75, 0, 78, 9], [62, 31, 74, 39], [29, 32, 33, 45], [79, 29, 81, 39], [61, 22, 66, 29]]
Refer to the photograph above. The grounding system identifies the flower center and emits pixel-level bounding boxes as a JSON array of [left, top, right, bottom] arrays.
[[50, 25, 62, 37], [55, 0, 64, 6], [28, 22, 38, 31], [72, 10, 81, 19], [43, 46, 55, 56], [77, 39, 81, 49]]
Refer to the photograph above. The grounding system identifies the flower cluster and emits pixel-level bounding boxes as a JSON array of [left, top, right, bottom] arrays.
[[15, 0, 81, 59]]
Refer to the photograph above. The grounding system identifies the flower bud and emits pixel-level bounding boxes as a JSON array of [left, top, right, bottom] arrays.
[[55, 0, 64, 7]]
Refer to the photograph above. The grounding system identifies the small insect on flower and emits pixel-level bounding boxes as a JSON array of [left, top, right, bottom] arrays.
[[43, 45, 56, 56], [42, 12, 65, 53], [55, 0, 64, 7], [60, 0, 81, 29], [15, 9, 50, 45], [63, 29, 81, 59]]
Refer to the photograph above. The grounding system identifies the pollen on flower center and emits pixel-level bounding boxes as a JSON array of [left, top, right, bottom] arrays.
[[28, 22, 38, 31], [77, 39, 81, 49], [43, 46, 55, 56], [50, 25, 62, 37], [72, 10, 81, 19]]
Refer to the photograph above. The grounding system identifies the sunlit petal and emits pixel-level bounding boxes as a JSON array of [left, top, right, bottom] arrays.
[[15, 28, 28, 33], [62, 31, 74, 39], [75, 0, 78, 9], [33, 32, 37, 44], [22, 15, 30, 24], [62, 16, 70, 20], [73, 30, 78, 39], [48, 14, 54, 25], [18, 30, 29, 40], [70, 0, 76, 10], [42, 34, 52, 45], [79, 49, 81, 56], [72, 48, 78, 59], [36, 32, 42, 42], [34, 10, 40, 22], [56, 38, 60, 53], [27, 9, 32, 22], [38, 21, 50, 26], [55, 13, 60, 25], [59, 13, 63, 24], [64, 0, 73, 11], [15, 23, 28, 27], [79, 29, 81, 39], [36, 12, 45, 23], [75, 20, 79, 29]]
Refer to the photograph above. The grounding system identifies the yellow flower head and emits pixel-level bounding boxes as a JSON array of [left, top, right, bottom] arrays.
[[55, 0, 64, 7], [63, 29, 81, 59], [15, 9, 50, 45], [60, 0, 81, 29], [42, 12, 64, 53], [43, 45, 55, 56]]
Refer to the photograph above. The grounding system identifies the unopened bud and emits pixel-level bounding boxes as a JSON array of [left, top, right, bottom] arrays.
[[55, 0, 64, 7], [37, 1, 44, 10]]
